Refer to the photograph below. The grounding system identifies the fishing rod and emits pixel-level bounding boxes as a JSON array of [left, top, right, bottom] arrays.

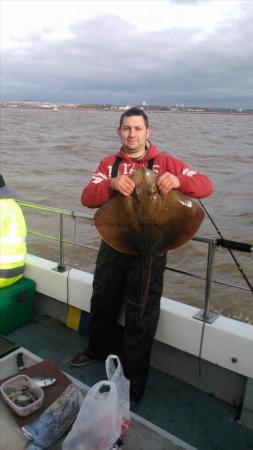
[[198, 199, 253, 294]]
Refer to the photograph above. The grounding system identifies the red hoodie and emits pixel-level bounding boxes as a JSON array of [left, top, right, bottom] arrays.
[[81, 142, 213, 208]]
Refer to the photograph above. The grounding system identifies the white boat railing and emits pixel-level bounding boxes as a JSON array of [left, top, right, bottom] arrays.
[[17, 200, 252, 323]]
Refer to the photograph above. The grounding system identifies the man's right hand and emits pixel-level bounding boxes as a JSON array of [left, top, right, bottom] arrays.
[[111, 174, 135, 196]]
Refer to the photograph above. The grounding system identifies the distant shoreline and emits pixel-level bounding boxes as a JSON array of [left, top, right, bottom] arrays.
[[0, 101, 252, 115]]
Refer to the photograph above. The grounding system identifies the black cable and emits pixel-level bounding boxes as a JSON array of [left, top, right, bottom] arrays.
[[65, 215, 78, 322], [198, 320, 206, 379]]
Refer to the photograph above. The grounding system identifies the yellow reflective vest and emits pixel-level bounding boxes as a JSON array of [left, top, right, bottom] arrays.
[[0, 199, 27, 288]]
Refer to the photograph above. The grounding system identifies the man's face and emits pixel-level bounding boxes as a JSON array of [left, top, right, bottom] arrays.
[[117, 115, 150, 158]]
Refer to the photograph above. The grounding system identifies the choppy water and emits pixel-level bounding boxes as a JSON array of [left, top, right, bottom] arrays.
[[1, 107, 253, 322]]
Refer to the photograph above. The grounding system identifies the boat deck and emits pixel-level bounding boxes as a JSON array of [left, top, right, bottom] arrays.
[[4, 312, 253, 450]]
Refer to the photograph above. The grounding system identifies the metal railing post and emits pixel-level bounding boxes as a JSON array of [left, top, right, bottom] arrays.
[[194, 240, 219, 323], [53, 212, 68, 272]]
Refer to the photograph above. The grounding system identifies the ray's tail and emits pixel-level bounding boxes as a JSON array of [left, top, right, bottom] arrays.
[[139, 256, 153, 317]]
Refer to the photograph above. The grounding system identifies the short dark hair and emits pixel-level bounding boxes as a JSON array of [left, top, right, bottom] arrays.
[[119, 107, 149, 128]]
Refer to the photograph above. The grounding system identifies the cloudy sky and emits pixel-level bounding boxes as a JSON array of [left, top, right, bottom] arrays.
[[1, 0, 253, 108]]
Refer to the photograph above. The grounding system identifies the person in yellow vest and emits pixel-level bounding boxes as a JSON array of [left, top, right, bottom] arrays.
[[0, 175, 27, 288]]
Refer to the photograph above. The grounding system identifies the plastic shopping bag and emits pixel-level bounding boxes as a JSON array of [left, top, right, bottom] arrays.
[[106, 355, 131, 449], [22, 383, 84, 449], [62, 380, 122, 450]]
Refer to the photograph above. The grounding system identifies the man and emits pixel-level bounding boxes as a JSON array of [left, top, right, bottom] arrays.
[[70, 107, 213, 407], [0, 175, 27, 288]]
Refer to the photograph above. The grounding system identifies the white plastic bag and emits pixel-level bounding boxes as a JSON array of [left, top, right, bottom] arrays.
[[106, 355, 130, 448], [23, 383, 83, 449], [62, 380, 121, 450], [105, 354, 130, 421]]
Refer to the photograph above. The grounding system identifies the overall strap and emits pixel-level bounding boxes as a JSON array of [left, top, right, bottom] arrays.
[[111, 156, 121, 178], [147, 158, 154, 170], [111, 156, 154, 178]]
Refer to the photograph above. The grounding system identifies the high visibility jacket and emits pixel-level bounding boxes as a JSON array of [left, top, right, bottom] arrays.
[[0, 199, 27, 288]]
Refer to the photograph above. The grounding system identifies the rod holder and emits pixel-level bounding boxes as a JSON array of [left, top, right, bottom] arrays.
[[193, 241, 219, 323], [52, 213, 68, 273]]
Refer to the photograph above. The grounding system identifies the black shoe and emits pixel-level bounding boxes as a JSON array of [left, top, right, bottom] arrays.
[[69, 352, 95, 367]]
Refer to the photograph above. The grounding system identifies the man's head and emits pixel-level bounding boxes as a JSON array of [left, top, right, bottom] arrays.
[[118, 107, 150, 158], [119, 107, 149, 128]]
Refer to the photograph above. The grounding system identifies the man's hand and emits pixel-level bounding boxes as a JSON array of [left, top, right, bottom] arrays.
[[157, 172, 180, 195], [111, 174, 135, 196]]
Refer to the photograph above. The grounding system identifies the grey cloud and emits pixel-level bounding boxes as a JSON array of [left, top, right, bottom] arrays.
[[2, 9, 253, 107]]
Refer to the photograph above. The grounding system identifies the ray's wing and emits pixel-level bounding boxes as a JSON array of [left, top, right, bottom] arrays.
[[94, 194, 139, 254], [154, 190, 205, 252]]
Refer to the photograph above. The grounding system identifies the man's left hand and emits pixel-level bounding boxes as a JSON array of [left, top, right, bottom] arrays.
[[157, 172, 180, 195]]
